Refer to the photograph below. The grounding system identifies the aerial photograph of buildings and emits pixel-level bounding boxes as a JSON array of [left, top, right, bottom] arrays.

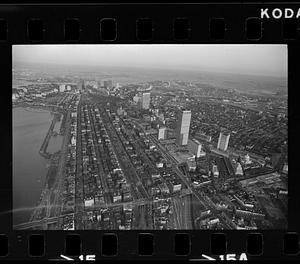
[[12, 44, 288, 230]]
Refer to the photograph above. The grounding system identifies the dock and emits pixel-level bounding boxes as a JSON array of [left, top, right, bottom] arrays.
[[39, 113, 61, 158]]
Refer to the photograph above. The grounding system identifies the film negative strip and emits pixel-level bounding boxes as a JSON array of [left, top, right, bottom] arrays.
[[0, 1, 299, 261]]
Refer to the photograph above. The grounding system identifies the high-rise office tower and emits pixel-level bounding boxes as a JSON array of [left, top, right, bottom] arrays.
[[141, 92, 151, 109], [217, 131, 230, 151], [175, 110, 191, 146]]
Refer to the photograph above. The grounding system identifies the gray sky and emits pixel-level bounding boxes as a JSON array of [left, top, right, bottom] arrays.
[[13, 44, 287, 77]]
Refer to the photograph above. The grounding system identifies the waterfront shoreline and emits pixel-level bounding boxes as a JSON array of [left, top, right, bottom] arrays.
[[13, 106, 64, 227]]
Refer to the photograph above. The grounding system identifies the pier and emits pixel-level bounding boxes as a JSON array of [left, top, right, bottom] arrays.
[[39, 113, 61, 159]]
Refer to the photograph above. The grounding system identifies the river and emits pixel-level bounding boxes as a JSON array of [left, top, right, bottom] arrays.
[[13, 107, 63, 225]]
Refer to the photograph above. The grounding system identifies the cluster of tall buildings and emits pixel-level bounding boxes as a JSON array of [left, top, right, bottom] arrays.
[[167, 109, 231, 155], [59, 84, 72, 92], [76, 79, 115, 92], [134, 91, 231, 154], [133, 90, 151, 110]]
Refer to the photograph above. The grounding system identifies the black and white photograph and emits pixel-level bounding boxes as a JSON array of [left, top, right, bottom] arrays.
[[12, 44, 288, 230]]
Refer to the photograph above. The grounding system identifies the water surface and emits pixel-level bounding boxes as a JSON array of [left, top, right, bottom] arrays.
[[13, 107, 52, 225]]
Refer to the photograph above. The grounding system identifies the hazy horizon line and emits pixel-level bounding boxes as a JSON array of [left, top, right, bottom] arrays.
[[13, 60, 287, 79]]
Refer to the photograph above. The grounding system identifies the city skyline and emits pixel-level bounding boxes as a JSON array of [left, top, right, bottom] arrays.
[[13, 45, 288, 230]]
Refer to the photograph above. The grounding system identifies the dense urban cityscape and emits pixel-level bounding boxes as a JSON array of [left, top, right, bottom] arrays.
[[12, 64, 288, 230]]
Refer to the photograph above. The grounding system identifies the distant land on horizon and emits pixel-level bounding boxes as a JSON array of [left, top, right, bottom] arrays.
[[13, 60, 288, 96]]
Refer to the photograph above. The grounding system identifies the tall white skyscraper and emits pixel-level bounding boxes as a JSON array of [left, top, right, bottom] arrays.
[[142, 92, 151, 109], [175, 110, 191, 146], [217, 131, 230, 151]]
